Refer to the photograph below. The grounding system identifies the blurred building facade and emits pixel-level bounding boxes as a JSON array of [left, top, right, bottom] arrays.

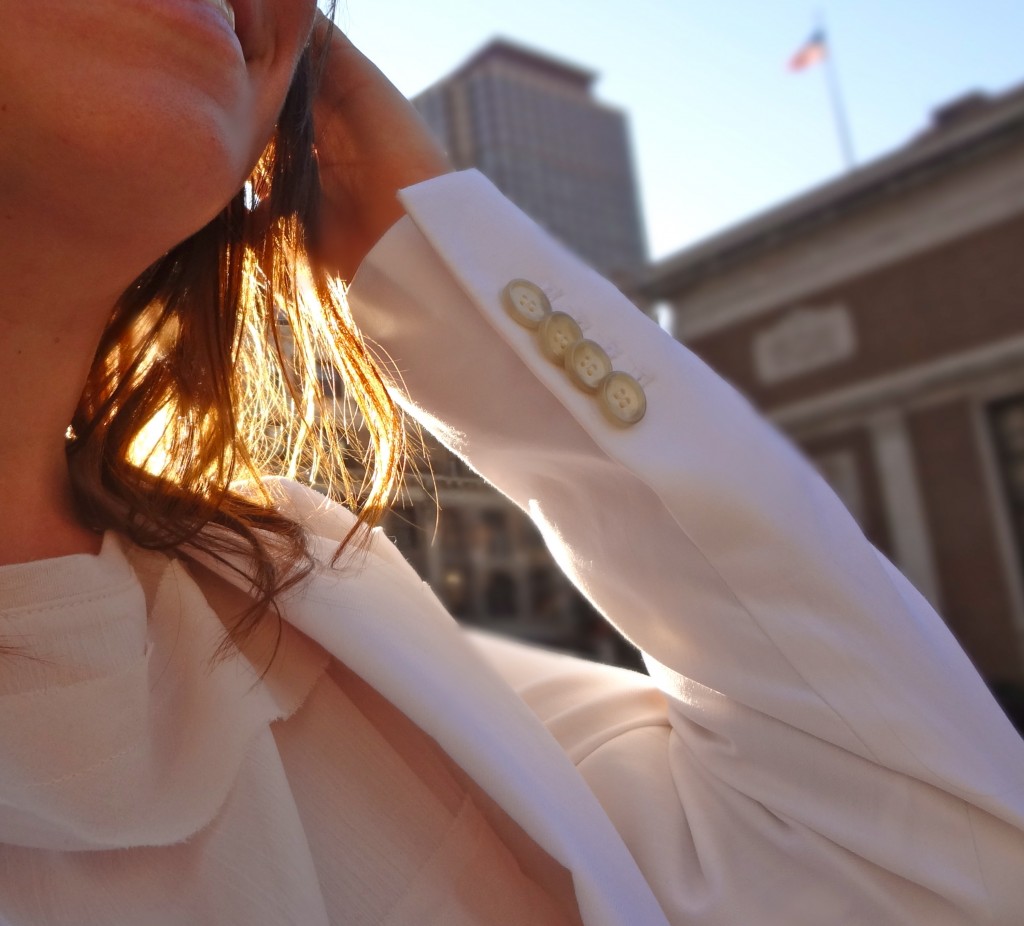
[[637, 83, 1024, 686], [379, 435, 643, 670], [412, 38, 647, 279]]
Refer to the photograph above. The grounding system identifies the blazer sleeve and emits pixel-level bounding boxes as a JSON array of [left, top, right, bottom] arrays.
[[345, 169, 1024, 925]]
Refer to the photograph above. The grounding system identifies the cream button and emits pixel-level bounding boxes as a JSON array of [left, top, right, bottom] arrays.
[[565, 339, 613, 392], [537, 311, 582, 363], [599, 371, 647, 426], [503, 279, 551, 329]]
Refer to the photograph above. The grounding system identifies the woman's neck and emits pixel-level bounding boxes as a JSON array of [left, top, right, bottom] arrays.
[[0, 456, 103, 565], [0, 241, 128, 566]]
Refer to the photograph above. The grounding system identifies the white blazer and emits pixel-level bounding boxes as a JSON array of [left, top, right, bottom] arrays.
[[205, 170, 1023, 924]]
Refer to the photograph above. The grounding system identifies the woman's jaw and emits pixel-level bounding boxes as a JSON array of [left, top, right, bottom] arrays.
[[0, 0, 317, 281]]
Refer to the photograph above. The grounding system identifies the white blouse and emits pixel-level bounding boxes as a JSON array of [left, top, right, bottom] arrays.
[[0, 534, 580, 925]]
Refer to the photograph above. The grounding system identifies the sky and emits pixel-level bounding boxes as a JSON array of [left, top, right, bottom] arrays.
[[335, 1, 1024, 261]]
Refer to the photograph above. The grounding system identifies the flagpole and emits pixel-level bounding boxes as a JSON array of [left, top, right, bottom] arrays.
[[817, 11, 856, 170]]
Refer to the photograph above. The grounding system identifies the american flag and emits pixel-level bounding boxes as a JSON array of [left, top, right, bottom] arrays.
[[789, 29, 827, 71]]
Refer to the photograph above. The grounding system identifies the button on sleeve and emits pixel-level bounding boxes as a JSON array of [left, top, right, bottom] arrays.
[[565, 339, 613, 393], [500, 277, 648, 426], [537, 311, 583, 363], [503, 279, 552, 329], [599, 371, 647, 426]]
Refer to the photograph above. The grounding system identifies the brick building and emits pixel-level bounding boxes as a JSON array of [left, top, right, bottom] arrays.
[[638, 83, 1024, 686]]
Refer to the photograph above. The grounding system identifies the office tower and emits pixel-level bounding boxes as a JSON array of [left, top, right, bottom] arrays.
[[414, 39, 647, 278]]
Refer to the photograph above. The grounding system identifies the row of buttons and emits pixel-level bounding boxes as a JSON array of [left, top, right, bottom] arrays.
[[503, 279, 647, 427]]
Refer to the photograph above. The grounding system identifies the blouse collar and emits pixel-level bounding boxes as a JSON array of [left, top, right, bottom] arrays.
[[0, 533, 327, 850]]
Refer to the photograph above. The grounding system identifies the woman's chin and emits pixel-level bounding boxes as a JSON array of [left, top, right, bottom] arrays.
[[34, 102, 262, 264]]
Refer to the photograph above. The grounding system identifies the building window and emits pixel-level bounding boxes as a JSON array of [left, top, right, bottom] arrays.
[[989, 394, 1024, 583], [438, 507, 467, 547], [382, 504, 427, 575], [484, 571, 518, 617], [441, 563, 474, 620], [528, 566, 559, 618], [479, 509, 512, 556]]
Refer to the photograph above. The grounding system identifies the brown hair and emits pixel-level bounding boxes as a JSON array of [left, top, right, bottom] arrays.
[[66, 20, 406, 664]]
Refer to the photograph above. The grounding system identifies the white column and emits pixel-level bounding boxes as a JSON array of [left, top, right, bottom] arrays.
[[868, 410, 944, 608], [970, 398, 1024, 657]]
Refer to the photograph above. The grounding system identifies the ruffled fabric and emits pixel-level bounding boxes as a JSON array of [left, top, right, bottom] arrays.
[[0, 534, 328, 851], [0, 528, 583, 926]]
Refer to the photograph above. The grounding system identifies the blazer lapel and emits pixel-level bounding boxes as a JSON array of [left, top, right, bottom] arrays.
[[200, 531, 668, 926]]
